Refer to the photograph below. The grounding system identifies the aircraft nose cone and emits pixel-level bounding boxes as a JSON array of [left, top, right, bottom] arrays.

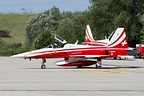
[[10, 52, 29, 58]]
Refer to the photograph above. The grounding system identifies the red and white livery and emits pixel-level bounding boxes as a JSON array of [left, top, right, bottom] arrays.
[[83, 25, 109, 46], [83, 25, 134, 59], [11, 27, 131, 69]]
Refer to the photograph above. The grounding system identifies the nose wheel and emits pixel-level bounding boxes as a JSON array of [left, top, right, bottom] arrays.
[[41, 58, 46, 69], [41, 64, 46, 69]]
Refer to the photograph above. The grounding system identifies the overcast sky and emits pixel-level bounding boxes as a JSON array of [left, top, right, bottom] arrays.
[[0, 0, 90, 13]]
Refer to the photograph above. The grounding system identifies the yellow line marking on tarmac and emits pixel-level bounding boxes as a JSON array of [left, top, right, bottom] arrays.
[[78, 70, 136, 74]]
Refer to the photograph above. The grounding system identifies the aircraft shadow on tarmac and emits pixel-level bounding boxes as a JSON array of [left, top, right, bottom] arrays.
[[100, 66, 143, 69], [103, 58, 137, 61], [20, 65, 143, 70]]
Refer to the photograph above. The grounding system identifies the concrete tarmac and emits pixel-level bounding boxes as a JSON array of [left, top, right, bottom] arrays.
[[0, 57, 144, 96]]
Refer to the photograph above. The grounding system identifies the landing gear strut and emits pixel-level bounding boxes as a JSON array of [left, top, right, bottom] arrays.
[[41, 58, 46, 69]]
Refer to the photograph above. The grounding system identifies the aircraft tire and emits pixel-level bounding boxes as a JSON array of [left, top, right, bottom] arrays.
[[41, 65, 46, 69], [96, 64, 102, 69], [77, 66, 82, 68], [117, 57, 121, 60]]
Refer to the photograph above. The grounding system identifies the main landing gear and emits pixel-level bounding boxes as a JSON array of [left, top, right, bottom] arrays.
[[41, 58, 46, 69], [96, 57, 102, 69], [96, 63, 102, 69]]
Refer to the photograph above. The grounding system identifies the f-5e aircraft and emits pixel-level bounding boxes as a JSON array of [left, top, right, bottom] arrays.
[[11, 27, 130, 69]]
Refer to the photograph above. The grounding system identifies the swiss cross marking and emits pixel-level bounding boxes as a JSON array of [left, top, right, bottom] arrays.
[[121, 40, 127, 46]]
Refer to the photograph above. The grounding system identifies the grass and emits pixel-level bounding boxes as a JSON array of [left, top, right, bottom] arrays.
[[0, 13, 35, 44], [0, 13, 36, 56]]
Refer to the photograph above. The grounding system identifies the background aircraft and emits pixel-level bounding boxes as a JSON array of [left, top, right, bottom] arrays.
[[83, 25, 109, 46]]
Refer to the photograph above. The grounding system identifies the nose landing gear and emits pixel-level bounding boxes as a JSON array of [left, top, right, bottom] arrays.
[[41, 58, 46, 69]]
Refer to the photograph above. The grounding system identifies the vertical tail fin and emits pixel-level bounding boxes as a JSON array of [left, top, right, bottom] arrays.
[[108, 28, 128, 48], [84, 25, 95, 42]]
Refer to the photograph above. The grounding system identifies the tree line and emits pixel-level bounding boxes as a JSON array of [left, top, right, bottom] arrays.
[[25, 0, 144, 49], [0, 0, 143, 56]]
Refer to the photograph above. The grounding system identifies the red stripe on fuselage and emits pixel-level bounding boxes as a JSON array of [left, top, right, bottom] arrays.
[[28, 46, 128, 58]]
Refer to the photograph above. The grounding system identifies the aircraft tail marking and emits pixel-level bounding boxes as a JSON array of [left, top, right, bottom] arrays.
[[108, 28, 128, 48], [84, 25, 95, 42]]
